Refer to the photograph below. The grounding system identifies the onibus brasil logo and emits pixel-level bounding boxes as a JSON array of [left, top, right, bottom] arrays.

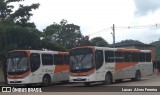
[[2, 87, 42, 92]]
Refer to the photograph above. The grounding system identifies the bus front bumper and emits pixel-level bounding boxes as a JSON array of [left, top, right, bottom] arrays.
[[7, 76, 32, 85], [70, 75, 95, 82]]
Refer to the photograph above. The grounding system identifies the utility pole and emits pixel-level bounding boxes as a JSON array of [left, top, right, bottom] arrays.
[[112, 24, 115, 48]]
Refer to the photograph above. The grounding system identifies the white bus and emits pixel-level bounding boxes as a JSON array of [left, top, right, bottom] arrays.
[[6, 50, 69, 86], [69, 46, 153, 86]]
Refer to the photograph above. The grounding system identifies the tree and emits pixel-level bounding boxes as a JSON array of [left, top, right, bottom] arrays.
[[90, 37, 108, 47], [0, 0, 40, 54], [115, 39, 144, 47], [0, 0, 40, 84], [0, 0, 40, 28], [43, 19, 83, 49], [79, 36, 92, 46]]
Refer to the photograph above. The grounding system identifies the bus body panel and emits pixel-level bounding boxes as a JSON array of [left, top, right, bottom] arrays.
[[69, 46, 153, 83], [7, 50, 69, 85]]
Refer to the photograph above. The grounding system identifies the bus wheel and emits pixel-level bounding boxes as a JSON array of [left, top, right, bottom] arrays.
[[131, 70, 141, 81], [135, 70, 141, 81], [84, 82, 91, 86], [42, 75, 51, 87], [103, 73, 112, 85]]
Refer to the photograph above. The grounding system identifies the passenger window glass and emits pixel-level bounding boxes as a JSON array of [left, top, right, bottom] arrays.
[[105, 51, 114, 62], [64, 55, 70, 65], [139, 53, 145, 62], [42, 54, 53, 65], [115, 51, 124, 62], [146, 53, 151, 62], [124, 52, 132, 62], [132, 52, 139, 62], [54, 54, 64, 65]]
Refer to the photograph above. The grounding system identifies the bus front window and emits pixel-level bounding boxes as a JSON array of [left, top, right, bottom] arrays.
[[7, 51, 29, 75], [70, 48, 94, 72]]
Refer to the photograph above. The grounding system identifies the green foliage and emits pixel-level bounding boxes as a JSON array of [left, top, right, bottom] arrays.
[[0, 0, 14, 21], [43, 19, 84, 49], [115, 39, 144, 47], [0, 0, 39, 28], [0, 26, 42, 61], [0, 0, 40, 63], [90, 37, 108, 47], [12, 4, 40, 28]]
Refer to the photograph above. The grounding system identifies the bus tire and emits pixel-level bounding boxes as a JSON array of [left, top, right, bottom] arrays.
[[84, 82, 91, 86], [131, 70, 141, 81], [103, 73, 112, 85], [42, 75, 51, 87]]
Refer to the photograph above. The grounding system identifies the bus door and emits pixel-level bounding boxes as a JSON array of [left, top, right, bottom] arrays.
[[95, 50, 105, 81], [30, 53, 41, 83]]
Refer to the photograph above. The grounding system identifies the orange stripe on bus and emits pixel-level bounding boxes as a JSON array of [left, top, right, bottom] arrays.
[[71, 46, 95, 50], [70, 68, 96, 76], [58, 52, 69, 55], [117, 49, 140, 52], [54, 65, 69, 74], [115, 62, 138, 70], [7, 71, 30, 79]]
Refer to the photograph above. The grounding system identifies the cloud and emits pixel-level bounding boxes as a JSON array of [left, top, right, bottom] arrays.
[[134, 0, 160, 16]]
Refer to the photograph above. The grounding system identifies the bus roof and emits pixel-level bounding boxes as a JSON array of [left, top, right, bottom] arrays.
[[8, 50, 69, 54], [71, 46, 151, 53]]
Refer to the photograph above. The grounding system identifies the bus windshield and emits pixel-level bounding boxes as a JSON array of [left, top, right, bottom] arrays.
[[7, 51, 29, 75], [70, 48, 94, 72]]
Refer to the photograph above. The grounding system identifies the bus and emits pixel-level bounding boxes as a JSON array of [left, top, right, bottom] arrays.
[[6, 50, 69, 86], [69, 46, 153, 86]]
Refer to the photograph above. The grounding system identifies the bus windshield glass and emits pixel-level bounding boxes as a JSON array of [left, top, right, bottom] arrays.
[[7, 51, 29, 74], [70, 48, 94, 72]]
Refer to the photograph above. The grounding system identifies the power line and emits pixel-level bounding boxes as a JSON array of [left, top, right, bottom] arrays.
[[87, 28, 111, 36], [86, 23, 160, 38], [115, 23, 160, 29]]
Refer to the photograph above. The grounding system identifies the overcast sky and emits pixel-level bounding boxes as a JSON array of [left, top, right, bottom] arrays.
[[16, 0, 160, 44]]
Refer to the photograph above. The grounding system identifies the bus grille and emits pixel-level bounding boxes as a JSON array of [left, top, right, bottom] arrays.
[[10, 81, 22, 83], [73, 79, 86, 81]]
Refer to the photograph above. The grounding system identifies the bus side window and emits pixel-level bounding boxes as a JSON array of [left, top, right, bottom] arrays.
[[132, 52, 139, 62], [105, 51, 114, 62], [115, 51, 124, 62], [42, 54, 53, 65], [146, 53, 151, 62], [64, 55, 70, 65], [95, 50, 104, 70], [139, 53, 146, 62], [30, 53, 40, 72], [124, 52, 132, 62], [54, 54, 64, 65]]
